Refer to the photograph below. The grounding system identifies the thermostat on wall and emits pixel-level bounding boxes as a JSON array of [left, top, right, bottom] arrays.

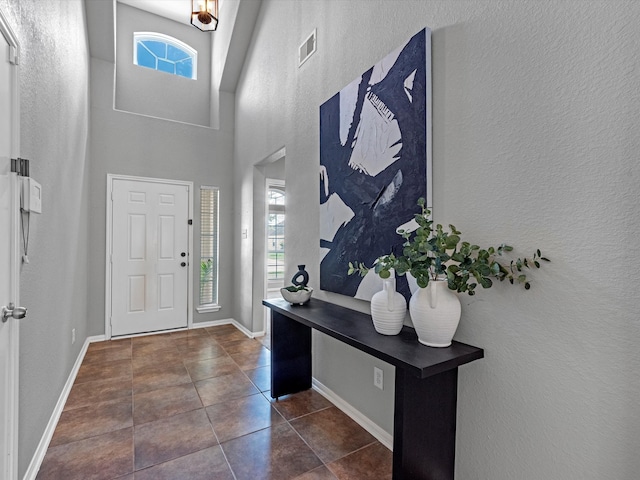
[[22, 177, 42, 213]]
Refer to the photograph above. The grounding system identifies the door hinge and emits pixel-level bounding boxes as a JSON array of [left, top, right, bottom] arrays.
[[10, 158, 30, 176]]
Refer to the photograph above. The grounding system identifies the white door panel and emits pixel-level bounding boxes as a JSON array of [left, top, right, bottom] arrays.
[[111, 179, 189, 336]]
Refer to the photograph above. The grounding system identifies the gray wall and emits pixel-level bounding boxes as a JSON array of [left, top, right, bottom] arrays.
[[234, 1, 640, 478], [89, 56, 236, 335], [0, 0, 91, 476], [115, 3, 212, 127]]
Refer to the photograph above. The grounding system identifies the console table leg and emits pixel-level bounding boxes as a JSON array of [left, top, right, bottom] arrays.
[[393, 368, 459, 480], [270, 311, 312, 398]]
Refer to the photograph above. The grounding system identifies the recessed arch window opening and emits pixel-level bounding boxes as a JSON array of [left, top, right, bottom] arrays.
[[133, 32, 197, 80]]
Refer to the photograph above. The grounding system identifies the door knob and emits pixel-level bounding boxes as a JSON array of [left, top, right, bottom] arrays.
[[2, 303, 27, 323], [181, 252, 186, 257], [181, 262, 186, 267]]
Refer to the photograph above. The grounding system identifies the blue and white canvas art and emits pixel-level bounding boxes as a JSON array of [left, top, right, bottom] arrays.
[[319, 28, 432, 301]]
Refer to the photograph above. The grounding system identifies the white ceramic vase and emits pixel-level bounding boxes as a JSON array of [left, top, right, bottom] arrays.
[[409, 280, 461, 347], [370, 275, 406, 335]]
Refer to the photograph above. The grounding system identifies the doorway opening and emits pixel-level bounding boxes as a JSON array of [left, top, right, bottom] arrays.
[[251, 149, 285, 336]]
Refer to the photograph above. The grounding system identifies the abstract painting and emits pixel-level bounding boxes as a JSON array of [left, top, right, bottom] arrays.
[[319, 28, 432, 301]]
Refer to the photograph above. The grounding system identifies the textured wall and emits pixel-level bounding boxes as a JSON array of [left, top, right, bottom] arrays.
[[0, 0, 90, 476], [115, 3, 213, 127], [234, 1, 640, 478]]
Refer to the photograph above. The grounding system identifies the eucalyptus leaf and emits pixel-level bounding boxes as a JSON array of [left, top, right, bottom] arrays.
[[346, 199, 549, 295]]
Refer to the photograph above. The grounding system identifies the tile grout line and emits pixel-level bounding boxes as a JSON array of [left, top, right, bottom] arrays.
[[41, 326, 386, 479]]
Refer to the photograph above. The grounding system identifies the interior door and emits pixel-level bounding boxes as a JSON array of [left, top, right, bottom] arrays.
[[110, 178, 190, 336], [0, 12, 20, 479]]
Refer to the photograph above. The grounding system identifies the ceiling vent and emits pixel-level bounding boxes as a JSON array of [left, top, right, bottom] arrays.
[[298, 29, 317, 67]]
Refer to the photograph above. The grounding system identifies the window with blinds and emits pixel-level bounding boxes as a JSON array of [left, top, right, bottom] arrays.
[[200, 187, 219, 306]]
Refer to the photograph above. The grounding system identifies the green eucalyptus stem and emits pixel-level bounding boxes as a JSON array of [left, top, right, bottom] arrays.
[[348, 198, 550, 295]]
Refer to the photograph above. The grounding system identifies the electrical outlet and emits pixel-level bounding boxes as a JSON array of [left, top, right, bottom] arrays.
[[72, 328, 76, 345], [374, 366, 383, 390]]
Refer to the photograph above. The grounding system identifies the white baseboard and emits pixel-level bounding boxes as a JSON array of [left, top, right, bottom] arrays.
[[22, 321, 264, 479], [312, 378, 394, 451], [192, 317, 259, 339], [22, 335, 102, 480], [191, 318, 235, 329]]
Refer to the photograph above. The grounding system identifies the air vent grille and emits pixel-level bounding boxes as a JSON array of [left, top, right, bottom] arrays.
[[298, 29, 317, 67]]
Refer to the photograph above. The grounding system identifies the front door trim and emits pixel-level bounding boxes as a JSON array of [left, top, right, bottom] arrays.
[[105, 174, 194, 339], [1, 7, 20, 480]]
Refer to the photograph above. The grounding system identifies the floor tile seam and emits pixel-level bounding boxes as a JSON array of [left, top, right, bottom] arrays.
[[287, 419, 379, 469], [323, 439, 381, 466], [80, 358, 133, 369], [131, 347, 182, 358], [131, 361, 191, 376], [131, 402, 204, 427], [61, 391, 134, 413], [289, 404, 386, 462], [239, 367, 264, 392], [46, 423, 135, 450], [181, 352, 235, 367], [198, 389, 262, 409], [82, 349, 133, 360], [284, 404, 379, 466], [132, 420, 220, 472], [132, 377, 194, 396], [284, 404, 334, 422], [282, 418, 330, 472], [132, 404, 210, 432], [130, 362, 187, 375], [131, 444, 237, 480], [215, 423, 277, 446], [72, 373, 133, 386]]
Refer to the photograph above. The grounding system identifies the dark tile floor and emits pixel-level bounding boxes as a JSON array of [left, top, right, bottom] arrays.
[[36, 325, 392, 480]]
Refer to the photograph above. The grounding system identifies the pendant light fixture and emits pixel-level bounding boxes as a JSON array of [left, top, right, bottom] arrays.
[[191, 0, 219, 32]]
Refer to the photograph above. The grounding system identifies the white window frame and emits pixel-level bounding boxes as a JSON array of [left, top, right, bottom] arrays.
[[266, 180, 286, 291], [133, 31, 198, 80], [197, 186, 220, 313]]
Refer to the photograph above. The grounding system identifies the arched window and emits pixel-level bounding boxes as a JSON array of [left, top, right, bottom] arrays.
[[133, 32, 197, 80]]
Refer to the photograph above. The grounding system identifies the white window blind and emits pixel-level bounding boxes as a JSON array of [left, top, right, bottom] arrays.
[[200, 187, 219, 306]]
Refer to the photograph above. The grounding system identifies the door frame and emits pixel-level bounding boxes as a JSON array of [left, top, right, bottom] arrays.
[[1, 7, 20, 480], [105, 174, 194, 339]]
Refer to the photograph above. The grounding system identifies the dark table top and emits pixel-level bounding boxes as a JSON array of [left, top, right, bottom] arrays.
[[263, 298, 484, 379]]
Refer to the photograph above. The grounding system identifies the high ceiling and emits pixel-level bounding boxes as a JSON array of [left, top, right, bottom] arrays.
[[117, 0, 194, 27], [85, 0, 261, 93]]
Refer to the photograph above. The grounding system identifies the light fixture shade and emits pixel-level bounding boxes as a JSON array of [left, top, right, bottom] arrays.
[[191, 0, 219, 32]]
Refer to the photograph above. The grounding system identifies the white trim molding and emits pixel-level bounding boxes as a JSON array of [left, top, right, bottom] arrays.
[[196, 304, 221, 314], [312, 378, 394, 451], [105, 174, 194, 339], [192, 318, 258, 339], [22, 336, 103, 480], [1, 7, 20, 480]]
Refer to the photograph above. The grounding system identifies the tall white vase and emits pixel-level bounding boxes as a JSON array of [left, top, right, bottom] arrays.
[[409, 280, 461, 347], [370, 275, 406, 335]]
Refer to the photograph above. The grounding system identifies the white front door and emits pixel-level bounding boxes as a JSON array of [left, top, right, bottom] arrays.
[[110, 178, 190, 336], [0, 10, 20, 480]]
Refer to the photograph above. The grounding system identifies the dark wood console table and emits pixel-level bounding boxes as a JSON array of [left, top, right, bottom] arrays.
[[262, 298, 484, 480]]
